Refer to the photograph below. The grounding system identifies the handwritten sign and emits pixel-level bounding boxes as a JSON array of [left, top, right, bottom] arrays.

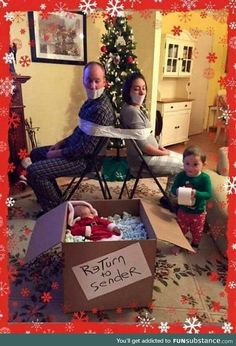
[[72, 243, 152, 300]]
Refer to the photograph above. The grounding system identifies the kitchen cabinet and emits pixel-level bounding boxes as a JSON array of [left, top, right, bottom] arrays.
[[162, 32, 194, 78], [157, 99, 192, 146]]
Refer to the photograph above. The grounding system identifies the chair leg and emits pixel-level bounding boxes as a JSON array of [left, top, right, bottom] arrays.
[[96, 170, 108, 199], [129, 163, 144, 199], [118, 170, 130, 199], [62, 177, 77, 199], [63, 175, 84, 201], [101, 172, 112, 199]]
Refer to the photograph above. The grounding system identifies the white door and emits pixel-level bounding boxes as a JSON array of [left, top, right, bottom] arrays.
[[188, 34, 213, 135]]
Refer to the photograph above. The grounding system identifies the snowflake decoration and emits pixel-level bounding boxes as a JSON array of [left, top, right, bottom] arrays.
[[0, 0, 8, 8], [0, 77, 15, 97], [106, 0, 124, 17], [158, 322, 170, 333], [13, 12, 25, 23], [229, 36, 236, 49], [200, 11, 207, 18], [206, 52, 217, 63], [31, 319, 43, 331], [0, 107, 8, 117], [222, 322, 234, 333], [229, 260, 236, 271], [171, 26, 183, 36], [79, 0, 97, 15], [224, 177, 236, 194], [218, 75, 227, 88], [203, 67, 215, 80], [228, 281, 236, 289], [218, 106, 236, 125], [183, 317, 202, 334], [124, 0, 141, 8], [43, 329, 55, 334], [0, 281, 9, 296], [19, 55, 31, 67], [226, 77, 236, 89], [0, 141, 7, 152], [0, 327, 11, 334], [189, 27, 202, 39], [139, 10, 152, 20], [212, 9, 228, 24], [8, 112, 21, 129], [230, 22, 236, 29], [205, 1, 215, 13], [218, 35, 227, 45], [178, 12, 192, 23], [136, 312, 155, 333], [84, 330, 96, 334], [170, 2, 181, 12], [3, 52, 14, 64], [54, 1, 68, 14], [206, 26, 214, 36], [181, 0, 198, 11], [228, 0, 236, 14], [4, 12, 14, 21], [65, 322, 74, 333], [6, 197, 15, 207], [232, 243, 236, 250], [40, 3, 47, 10], [104, 328, 114, 334], [0, 311, 3, 320]]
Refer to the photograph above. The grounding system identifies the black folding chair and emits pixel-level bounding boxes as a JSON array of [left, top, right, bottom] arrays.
[[118, 138, 175, 212], [62, 137, 112, 201]]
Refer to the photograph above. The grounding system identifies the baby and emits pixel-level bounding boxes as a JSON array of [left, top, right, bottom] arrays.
[[67, 201, 122, 241]]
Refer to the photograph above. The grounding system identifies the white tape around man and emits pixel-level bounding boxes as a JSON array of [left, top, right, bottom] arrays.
[[78, 117, 152, 140]]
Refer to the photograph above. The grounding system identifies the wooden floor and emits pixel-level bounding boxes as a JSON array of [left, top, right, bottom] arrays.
[[168, 129, 226, 171]]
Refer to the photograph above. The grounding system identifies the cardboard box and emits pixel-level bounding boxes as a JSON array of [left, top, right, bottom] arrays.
[[25, 199, 193, 312]]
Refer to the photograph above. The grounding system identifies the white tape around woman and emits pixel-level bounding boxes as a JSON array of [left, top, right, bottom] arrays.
[[78, 117, 152, 140]]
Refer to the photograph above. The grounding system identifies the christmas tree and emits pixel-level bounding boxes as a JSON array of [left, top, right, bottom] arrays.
[[99, 14, 141, 116], [99, 14, 142, 152]]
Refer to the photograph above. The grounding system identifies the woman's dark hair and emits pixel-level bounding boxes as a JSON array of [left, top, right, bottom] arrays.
[[122, 72, 147, 104]]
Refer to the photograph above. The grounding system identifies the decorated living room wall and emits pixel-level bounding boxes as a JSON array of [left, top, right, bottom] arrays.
[[10, 10, 157, 147], [10, 12, 106, 146], [10, 10, 227, 147]]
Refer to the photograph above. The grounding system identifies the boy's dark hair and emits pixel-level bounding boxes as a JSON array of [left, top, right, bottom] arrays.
[[122, 72, 147, 104], [183, 145, 207, 163]]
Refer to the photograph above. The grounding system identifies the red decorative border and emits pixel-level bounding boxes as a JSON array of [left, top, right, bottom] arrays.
[[0, 0, 235, 334]]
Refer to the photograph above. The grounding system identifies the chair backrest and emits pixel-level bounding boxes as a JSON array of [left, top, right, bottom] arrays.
[[85, 137, 109, 170]]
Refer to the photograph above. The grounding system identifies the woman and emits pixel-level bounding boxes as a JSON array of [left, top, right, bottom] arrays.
[[120, 72, 183, 208]]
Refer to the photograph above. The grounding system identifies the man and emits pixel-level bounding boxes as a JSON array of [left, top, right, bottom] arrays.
[[27, 61, 115, 214]]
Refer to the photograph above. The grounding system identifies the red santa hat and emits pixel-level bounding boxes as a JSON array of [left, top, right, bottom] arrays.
[[67, 200, 98, 226]]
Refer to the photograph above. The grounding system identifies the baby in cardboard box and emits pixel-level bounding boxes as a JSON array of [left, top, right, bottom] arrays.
[[66, 201, 123, 242]]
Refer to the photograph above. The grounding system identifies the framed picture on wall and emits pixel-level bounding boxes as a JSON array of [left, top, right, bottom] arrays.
[[28, 11, 87, 65]]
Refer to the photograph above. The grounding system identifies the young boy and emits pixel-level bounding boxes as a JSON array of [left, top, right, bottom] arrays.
[[171, 145, 212, 254]]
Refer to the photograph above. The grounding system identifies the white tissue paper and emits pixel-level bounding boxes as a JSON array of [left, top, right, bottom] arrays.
[[178, 187, 195, 206]]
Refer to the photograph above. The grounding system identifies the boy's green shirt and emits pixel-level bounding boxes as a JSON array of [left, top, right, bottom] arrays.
[[171, 171, 212, 214]]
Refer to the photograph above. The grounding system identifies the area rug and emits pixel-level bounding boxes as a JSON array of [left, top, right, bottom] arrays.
[[8, 178, 228, 326]]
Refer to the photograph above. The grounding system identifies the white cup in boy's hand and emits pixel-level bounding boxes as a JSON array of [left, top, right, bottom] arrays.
[[177, 187, 195, 206]]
